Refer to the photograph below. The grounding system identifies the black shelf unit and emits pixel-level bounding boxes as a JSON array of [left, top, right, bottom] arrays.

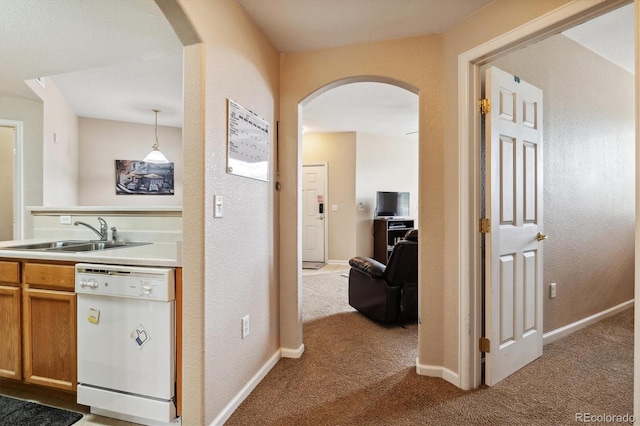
[[373, 218, 415, 263]]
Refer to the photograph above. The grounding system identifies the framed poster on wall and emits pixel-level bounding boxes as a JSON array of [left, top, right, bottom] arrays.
[[227, 99, 270, 182], [115, 160, 175, 195]]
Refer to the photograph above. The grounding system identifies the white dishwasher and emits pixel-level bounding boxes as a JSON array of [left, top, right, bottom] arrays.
[[75, 263, 179, 425]]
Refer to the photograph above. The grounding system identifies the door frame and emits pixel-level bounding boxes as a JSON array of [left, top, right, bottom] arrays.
[[456, 0, 634, 390], [0, 119, 24, 240], [302, 162, 329, 264]]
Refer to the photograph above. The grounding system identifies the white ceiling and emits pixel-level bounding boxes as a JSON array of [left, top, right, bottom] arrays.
[[563, 3, 635, 74], [235, 0, 493, 53], [0, 0, 634, 133], [0, 0, 183, 127], [303, 82, 419, 137], [49, 55, 183, 128]]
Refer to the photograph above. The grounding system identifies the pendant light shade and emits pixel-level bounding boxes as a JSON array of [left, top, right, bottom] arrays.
[[143, 109, 169, 163]]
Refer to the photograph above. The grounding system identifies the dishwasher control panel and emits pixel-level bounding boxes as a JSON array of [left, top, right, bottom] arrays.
[[75, 263, 175, 301]]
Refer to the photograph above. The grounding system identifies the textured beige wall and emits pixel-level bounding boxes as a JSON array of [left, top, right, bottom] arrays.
[[492, 34, 634, 331], [635, 1, 639, 418], [303, 132, 357, 261], [179, 42, 205, 426], [25, 77, 78, 206], [173, 1, 280, 424], [355, 132, 419, 257], [280, 35, 444, 359], [78, 117, 183, 206]]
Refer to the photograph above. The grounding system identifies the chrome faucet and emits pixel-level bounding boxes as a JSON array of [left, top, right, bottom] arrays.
[[74, 217, 109, 241]]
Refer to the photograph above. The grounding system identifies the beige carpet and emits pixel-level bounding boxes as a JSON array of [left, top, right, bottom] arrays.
[[226, 271, 633, 425]]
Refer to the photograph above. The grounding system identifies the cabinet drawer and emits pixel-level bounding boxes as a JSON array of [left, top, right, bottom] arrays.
[[0, 261, 20, 285], [24, 263, 75, 291]]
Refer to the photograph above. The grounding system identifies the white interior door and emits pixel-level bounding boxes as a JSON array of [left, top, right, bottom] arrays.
[[302, 164, 326, 263], [484, 66, 545, 386]]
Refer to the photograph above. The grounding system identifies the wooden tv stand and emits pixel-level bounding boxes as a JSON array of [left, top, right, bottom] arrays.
[[373, 218, 415, 263]]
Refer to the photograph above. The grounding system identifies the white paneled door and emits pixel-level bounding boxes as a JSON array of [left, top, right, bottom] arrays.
[[302, 164, 326, 263], [484, 66, 545, 386]]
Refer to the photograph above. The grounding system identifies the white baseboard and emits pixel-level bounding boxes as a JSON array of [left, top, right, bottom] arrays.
[[415, 358, 460, 388], [281, 344, 305, 358], [543, 299, 634, 345], [211, 349, 281, 426], [327, 260, 349, 265]]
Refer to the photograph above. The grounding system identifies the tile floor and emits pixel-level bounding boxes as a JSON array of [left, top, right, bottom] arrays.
[[302, 263, 349, 276]]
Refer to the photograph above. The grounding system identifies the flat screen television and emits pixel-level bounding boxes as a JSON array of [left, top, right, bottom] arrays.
[[375, 191, 410, 217]]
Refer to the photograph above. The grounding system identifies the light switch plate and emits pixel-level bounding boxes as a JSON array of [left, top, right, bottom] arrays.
[[242, 315, 250, 339], [214, 195, 223, 218]]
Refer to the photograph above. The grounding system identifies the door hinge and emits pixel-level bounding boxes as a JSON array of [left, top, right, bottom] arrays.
[[479, 218, 491, 234], [479, 337, 491, 353], [478, 98, 491, 115]]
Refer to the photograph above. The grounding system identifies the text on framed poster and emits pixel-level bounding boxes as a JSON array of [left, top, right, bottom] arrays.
[[227, 99, 270, 181]]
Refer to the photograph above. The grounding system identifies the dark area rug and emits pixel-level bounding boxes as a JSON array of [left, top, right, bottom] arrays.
[[302, 261, 325, 270], [0, 395, 83, 426]]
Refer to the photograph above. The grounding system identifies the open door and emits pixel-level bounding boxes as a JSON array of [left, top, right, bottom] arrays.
[[483, 66, 545, 386]]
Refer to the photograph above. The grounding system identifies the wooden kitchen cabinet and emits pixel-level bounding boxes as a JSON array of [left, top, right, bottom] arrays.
[[0, 259, 77, 392], [0, 260, 22, 380], [23, 287, 76, 391], [0, 286, 21, 380], [22, 262, 77, 392]]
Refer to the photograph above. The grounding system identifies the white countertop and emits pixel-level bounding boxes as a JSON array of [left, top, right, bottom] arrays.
[[0, 239, 181, 268], [27, 206, 182, 214]]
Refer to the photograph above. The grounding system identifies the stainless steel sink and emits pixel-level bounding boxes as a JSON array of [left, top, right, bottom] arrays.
[[2, 240, 89, 250], [1, 240, 150, 252], [53, 241, 150, 252]]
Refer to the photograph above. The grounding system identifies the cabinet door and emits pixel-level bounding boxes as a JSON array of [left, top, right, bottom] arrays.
[[0, 285, 21, 380], [23, 287, 76, 391]]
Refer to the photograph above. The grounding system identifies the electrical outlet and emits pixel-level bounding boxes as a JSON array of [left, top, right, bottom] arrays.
[[242, 315, 250, 339], [550, 282, 557, 299], [60, 215, 72, 225]]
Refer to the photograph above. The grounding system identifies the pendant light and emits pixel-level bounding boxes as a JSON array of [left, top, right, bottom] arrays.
[[143, 109, 169, 163]]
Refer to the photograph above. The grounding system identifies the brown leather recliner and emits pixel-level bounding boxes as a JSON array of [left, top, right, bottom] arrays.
[[348, 229, 418, 323]]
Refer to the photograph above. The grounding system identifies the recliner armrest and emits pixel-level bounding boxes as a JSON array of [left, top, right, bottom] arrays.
[[349, 256, 386, 279]]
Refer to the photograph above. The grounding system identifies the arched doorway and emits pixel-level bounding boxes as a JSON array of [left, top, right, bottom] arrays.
[[281, 75, 424, 358]]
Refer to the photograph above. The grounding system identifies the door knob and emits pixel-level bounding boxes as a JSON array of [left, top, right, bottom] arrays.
[[318, 216, 324, 220], [536, 232, 548, 241]]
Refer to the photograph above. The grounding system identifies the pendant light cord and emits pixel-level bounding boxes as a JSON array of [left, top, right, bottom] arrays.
[[152, 109, 160, 150]]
